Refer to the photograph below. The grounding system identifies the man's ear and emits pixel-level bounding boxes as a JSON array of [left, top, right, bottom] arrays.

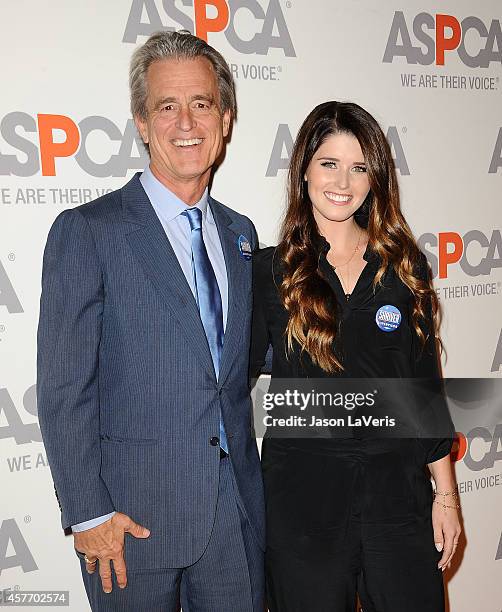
[[222, 109, 231, 138], [134, 115, 149, 144]]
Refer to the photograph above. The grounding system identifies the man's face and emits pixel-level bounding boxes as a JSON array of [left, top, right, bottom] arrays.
[[135, 57, 231, 191]]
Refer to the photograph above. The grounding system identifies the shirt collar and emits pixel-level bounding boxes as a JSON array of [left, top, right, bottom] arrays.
[[140, 165, 213, 224]]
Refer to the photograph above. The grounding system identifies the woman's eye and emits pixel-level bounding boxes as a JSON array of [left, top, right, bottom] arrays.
[[353, 166, 367, 173], [320, 161, 336, 169]]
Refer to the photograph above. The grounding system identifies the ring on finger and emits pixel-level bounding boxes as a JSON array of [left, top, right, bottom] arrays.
[[84, 555, 98, 565]]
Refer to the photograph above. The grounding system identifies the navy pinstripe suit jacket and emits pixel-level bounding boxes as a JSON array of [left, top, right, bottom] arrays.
[[37, 173, 265, 569]]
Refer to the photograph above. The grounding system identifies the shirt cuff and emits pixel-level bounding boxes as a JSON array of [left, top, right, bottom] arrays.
[[71, 512, 116, 533]]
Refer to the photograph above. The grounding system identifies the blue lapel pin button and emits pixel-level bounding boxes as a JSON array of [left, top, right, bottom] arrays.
[[375, 305, 402, 332], [238, 235, 252, 261]]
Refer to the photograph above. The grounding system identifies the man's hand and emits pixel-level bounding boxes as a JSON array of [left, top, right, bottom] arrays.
[[74, 512, 150, 593]]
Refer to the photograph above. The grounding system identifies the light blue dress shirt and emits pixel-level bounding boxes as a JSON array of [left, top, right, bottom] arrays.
[[72, 166, 229, 533]]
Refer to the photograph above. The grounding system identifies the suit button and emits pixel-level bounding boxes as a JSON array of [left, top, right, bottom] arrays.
[[210, 436, 220, 447]]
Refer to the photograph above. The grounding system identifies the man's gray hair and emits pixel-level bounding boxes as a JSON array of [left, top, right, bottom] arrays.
[[130, 30, 236, 120]]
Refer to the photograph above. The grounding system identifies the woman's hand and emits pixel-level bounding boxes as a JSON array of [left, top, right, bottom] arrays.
[[428, 453, 461, 571], [432, 497, 461, 571]]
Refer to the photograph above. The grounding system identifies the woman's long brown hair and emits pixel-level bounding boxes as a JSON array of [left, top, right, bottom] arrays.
[[278, 101, 441, 372]]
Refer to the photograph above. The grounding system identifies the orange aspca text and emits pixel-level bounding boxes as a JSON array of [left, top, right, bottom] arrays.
[[438, 232, 464, 279], [194, 0, 229, 42], [38, 114, 80, 176], [435, 14, 462, 65]]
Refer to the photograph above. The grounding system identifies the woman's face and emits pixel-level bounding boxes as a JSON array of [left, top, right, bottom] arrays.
[[304, 132, 370, 226]]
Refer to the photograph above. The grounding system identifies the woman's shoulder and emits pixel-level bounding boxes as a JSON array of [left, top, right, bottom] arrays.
[[254, 245, 276, 264], [253, 246, 278, 270], [253, 246, 282, 285]]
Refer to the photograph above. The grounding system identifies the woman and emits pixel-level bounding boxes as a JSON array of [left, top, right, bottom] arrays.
[[250, 102, 461, 611]]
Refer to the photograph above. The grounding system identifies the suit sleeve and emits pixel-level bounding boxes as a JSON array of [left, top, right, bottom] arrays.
[[37, 209, 114, 529], [413, 253, 454, 464]]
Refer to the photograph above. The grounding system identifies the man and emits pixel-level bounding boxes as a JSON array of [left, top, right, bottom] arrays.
[[37, 31, 265, 611]]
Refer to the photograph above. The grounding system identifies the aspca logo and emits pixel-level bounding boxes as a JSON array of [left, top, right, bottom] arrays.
[[123, 0, 295, 57], [0, 386, 40, 446], [0, 112, 148, 177], [0, 519, 38, 576], [417, 230, 502, 279], [266, 124, 409, 177], [489, 128, 502, 174], [452, 425, 502, 472], [383, 11, 502, 68]]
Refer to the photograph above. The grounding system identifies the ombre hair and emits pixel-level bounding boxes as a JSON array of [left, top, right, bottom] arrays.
[[278, 101, 441, 372]]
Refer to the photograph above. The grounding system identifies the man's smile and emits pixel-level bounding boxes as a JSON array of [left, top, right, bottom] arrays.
[[172, 137, 204, 147]]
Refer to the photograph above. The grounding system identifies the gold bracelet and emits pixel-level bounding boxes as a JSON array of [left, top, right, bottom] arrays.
[[434, 488, 458, 498], [433, 499, 460, 511], [434, 488, 459, 512]]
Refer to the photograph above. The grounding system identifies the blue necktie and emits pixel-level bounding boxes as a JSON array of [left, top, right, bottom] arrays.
[[183, 206, 228, 453]]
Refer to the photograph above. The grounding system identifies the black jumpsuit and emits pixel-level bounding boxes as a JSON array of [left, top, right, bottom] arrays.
[[250, 241, 453, 612]]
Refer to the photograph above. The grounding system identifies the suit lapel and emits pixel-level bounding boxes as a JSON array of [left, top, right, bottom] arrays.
[[121, 174, 216, 380], [210, 198, 249, 388]]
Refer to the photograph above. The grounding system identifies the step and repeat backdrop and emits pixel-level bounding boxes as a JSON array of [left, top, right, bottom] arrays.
[[1, 1, 501, 610]]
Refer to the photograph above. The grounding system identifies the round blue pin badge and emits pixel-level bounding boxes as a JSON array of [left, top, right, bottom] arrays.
[[375, 304, 402, 332], [238, 235, 252, 260]]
